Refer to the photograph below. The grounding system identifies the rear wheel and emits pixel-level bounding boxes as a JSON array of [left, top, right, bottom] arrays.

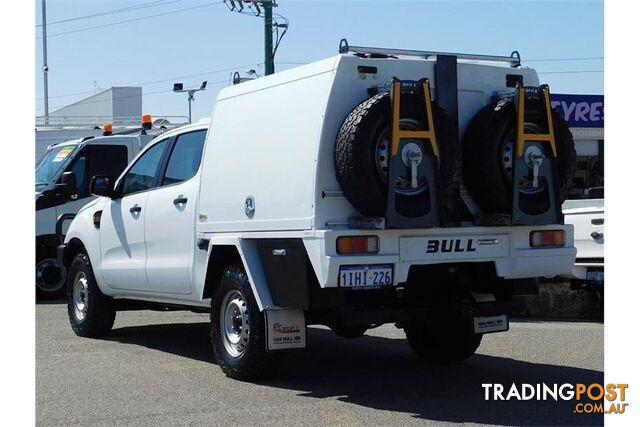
[[211, 264, 280, 380], [404, 315, 482, 363], [66, 252, 116, 338], [330, 323, 368, 339]]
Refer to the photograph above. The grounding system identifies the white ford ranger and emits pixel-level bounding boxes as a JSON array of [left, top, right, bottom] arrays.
[[58, 42, 577, 380]]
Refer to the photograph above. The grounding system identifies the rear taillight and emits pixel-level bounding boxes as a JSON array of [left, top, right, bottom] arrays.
[[530, 230, 565, 248], [336, 236, 379, 254]]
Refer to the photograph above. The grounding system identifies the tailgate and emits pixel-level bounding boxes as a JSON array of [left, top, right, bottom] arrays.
[[563, 206, 604, 260]]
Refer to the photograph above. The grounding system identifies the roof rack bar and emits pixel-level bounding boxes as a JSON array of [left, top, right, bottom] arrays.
[[338, 39, 521, 67]]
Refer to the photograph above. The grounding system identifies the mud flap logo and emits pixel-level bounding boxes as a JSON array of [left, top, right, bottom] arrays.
[[265, 309, 306, 351], [427, 239, 477, 254]]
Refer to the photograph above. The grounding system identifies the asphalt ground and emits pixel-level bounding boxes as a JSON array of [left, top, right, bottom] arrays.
[[36, 301, 604, 426]]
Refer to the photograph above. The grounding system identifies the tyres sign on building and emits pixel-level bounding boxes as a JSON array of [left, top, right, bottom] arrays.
[[550, 94, 604, 198], [551, 94, 604, 128], [551, 94, 604, 142]]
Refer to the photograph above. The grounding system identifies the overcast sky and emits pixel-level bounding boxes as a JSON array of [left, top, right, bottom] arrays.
[[35, 0, 604, 122]]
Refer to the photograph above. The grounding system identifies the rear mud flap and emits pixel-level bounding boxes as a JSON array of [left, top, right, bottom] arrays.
[[473, 315, 509, 334], [265, 309, 306, 351]]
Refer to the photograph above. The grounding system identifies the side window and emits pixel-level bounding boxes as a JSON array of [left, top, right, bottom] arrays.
[[162, 130, 206, 186], [120, 139, 169, 196], [88, 145, 128, 178], [71, 156, 86, 190], [65, 145, 128, 198]]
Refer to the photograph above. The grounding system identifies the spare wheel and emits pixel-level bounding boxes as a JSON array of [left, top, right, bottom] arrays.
[[335, 92, 458, 217], [461, 98, 576, 214]]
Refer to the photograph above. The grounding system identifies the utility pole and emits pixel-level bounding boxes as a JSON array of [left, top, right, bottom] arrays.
[[264, 0, 274, 75], [224, 1, 287, 77], [41, 0, 50, 124]]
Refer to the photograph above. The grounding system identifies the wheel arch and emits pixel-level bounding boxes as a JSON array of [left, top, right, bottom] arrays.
[[202, 240, 275, 311], [202, 245, 242, 300], [63, 237, 87, 268]]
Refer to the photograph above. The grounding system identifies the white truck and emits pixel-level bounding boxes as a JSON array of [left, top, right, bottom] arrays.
[[36, 122, 169, 298], [562, 192, 604, 298], [58, 42, 577, 380]]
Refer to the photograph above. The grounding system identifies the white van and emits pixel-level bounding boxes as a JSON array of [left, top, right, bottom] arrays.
[[58, 44, 577, 380]]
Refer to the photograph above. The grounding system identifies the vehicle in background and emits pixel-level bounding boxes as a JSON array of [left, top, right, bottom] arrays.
[[36, 117, 175, 298], [561, 187, 604, 300], [36, 113, 187, 161]]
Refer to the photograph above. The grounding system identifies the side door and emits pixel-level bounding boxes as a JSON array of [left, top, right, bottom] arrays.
[[55, 144, 129, 224], [144, 130, 207, 294], [99, 139, 171, 291]]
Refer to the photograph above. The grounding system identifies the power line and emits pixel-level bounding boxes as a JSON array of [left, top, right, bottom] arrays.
[[35, 0, 182, 27], [36, 63, 261, 101], [40, 77, 232, 113], [274, 58, 604, 66], [38, 1, 225, 39], [524, 56, 603, 62], [538, 70, 604, 74]]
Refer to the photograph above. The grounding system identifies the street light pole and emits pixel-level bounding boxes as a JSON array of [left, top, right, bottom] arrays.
[[187, 91, 194, 124], [41, 0, 50, 124], [173, 82, 207, 124]]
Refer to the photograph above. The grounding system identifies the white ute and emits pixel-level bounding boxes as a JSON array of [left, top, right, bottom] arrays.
[[561, 193, 604, 296], [59, 42, 577, 380]]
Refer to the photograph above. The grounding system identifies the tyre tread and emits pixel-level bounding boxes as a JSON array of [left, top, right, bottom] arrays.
[[211, 264, 280, 381]]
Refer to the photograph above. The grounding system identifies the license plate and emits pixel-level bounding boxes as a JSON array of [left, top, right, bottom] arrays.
[[473, 315, 509, 334], [339, 264, 393, 288], [586, 269, 604, 283]]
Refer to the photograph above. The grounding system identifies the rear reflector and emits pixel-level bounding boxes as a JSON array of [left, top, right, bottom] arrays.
[[530, 230, 565, 248], [337, 236, 379, 254]]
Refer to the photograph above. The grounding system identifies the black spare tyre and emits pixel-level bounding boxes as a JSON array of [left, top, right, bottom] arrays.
[[461, 98, 576, 214], [335, 92, 458, 218]]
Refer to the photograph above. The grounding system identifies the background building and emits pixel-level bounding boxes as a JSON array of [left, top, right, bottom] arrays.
[[46, 86, 142, 127], [551, 94, 604, 198], [35, 87, 186, 159]]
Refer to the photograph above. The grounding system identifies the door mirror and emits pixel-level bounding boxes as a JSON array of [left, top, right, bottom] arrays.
[[90, 175, 117, 198], [55, 171, 78, 200]]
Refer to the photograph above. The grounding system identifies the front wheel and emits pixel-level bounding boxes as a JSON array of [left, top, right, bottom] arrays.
[[404, 316, 482, 363], [67, 252, 116, 338], [211, 264, 280, 380]]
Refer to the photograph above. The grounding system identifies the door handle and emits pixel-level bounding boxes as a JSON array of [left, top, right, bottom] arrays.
[[173, 196, 188, 205], [129, 204, 142, 214]]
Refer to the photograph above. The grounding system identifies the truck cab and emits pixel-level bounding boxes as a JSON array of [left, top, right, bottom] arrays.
[[36, 131, 157, 297]]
